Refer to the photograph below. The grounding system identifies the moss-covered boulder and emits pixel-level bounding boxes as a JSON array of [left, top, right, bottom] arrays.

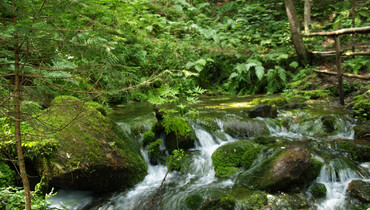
[[211, 140, 261, 178], [282, 97, 307, 110], [248, 104, 277, 118], [222, 117, 269, 139], [148, 139, 166, 165], [347, 180, 370, 203], [185, 193, 204, 210], [238, 146, 312, 192], [311, 183, 327, 198], [200, 195, 235, 210], [353, 121, 370, 139], [321, 115, 337, 133], [36, 96, 147, 192], [142, 131, 156, 147], [337, 141, 370, 162]]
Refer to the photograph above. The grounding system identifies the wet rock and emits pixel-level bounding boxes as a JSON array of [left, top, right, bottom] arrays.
[[321, 115, 337, 133], [311, 183, 327, 198], [36, 96, 147, 192], [238, 146, 312, 192], [185, 194, 204, 210], [212, 140, 261, 178], [337, 141, 370, 162], [347, 180, 370, 203], [353, 121, 370, 139], [248, 104, 277, 118], [222, 117, 270, 138], [281, 97, 307, 110], [200, 195, 235, 210]]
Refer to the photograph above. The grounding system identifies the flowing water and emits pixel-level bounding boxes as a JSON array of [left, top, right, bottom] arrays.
[[48, 96, 369, 209]]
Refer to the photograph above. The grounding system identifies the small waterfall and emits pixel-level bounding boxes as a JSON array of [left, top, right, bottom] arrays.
[[99, 149, 173, 209], [315, 159, 360, 210]]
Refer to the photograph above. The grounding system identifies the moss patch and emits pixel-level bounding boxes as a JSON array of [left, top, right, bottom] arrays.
[[337, 141, 370, 162], [212, 140, 261, 178], [311, 183, 327, 198]]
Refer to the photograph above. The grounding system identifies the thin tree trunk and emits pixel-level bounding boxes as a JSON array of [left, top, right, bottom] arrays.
[[284, 0, 310, 65], [304, 0, 311, 34], [351, 0, 356, 53], [13, 0, 32, 209]]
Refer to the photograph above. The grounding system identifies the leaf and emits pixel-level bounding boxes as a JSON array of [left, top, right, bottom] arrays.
[[245, 63, 257, 71], [289, 61, 299, 68], [195, 58, 207, 66], [229, 72, 239, 79], [255, 65, 265, 80], [145, 25, 153, 32], [277, 66, 287, 82], [182, 70, 199, 77], [185, 62, 195, 70], [278, 53, 289, 60], [194, 64, 203, 72]]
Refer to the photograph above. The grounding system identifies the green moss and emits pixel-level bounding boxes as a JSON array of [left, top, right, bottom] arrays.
[[200, 194, 235, 210], [142, 131, 156, 147], [242, 191, 268, 209], [51, 95, 79, 105], [301, 90, 330, 100], [35, 97, 147, 190], [241, 146, 261, 169], [352, 99, 370, 120], [337, 141, 370, 162], [0, 162, 15, 188], [148, 139, 165, 165], [253, 136, 277, 145], [260, 97, 288, 107], [185, 194, 204, 210], [321, 115, 337, 133], [212, 140, 260, 178], [85, 101, 108, 116], [311, 183, 327, 198]]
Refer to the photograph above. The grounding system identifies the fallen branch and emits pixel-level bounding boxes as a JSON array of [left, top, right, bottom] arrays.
[[305, 26, 370, 36], [314, 69, 370, 80]]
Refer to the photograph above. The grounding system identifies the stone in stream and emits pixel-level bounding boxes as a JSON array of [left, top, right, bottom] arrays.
[[347, 180, 370, 203], [238, 146, 313, 192], [35, 96, 147, 192], [222, 116, 270, 138], [248, 104, 277, 118]]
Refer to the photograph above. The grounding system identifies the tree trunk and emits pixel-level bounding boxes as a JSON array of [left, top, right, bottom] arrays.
[[284, 0, 310, 65], [351, 0, 356, 53], [13, 0, 32, 209], [304, 0, 311, 34]]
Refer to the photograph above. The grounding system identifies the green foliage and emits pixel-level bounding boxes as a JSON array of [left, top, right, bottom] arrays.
[[162, 114, 192, 137], [148, 139, 164, 165], [241, 191, 268, 209], [0, 186, 54, 210], [142, 131, 156, 147], [0, 162, 15, 188], [167, 149, 190, 173], [343, 57, 370, 75]]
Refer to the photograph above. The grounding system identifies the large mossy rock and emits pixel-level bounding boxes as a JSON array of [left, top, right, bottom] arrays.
[[222, 117, 269, 138], [248, 104, 277, 118], [337, 141, 370, 162], [238, 146, 312, 192], [36, 96, 147, 192], [353, 120, 370, 139], [211, 140, 261, 178], [347, 180, 370, 203]]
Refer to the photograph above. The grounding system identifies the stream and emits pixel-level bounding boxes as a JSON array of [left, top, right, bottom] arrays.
[[48, 96, 370, 209]]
